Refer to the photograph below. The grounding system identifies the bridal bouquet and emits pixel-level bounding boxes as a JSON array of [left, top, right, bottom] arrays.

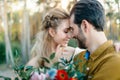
[[13, 53, 85, 80]]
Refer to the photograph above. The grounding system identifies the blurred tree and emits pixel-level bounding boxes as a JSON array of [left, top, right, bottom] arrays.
[[105, 0, 120, 41], [105, 0, 115, 40], [0, 0, 14, 66], [115, 0, 120, 40], [21, 0, 31, 64]]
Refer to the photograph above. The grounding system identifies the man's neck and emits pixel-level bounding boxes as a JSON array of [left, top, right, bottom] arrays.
[[87, 32, 107, 54]]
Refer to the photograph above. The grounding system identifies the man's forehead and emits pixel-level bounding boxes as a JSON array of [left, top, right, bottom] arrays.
[[70, 14, 74, 23], [70, 14, 75, 28]]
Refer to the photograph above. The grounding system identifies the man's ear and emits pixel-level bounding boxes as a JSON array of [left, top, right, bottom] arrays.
[[81, 20, 90, 33], [48, 28, 56, 37]]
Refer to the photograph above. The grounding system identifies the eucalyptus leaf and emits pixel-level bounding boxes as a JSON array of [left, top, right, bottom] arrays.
[[14, 77, 19, 80], [60, 58, 68, 64], [68, 70, 76, 77], [0, 76, 3, 78], [0, 76, 11, 80], [25, 66, 33, 71], [76, 71, 85, 80], [53, 62, 61, 69], [68, 53, 74, 63], [41, 57, 50, 63], [18, 65, 25, 70], [50, 52, 55, 60], [4, 77, 11, 80]]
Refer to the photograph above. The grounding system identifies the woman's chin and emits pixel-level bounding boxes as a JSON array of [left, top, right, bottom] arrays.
[[61, 43, 67, 47]]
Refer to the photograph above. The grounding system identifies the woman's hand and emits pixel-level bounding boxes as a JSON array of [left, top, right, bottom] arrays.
[[54, 45, 75, 61]]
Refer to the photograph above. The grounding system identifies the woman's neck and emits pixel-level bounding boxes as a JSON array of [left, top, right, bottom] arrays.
[[51, 41, 58, 53]]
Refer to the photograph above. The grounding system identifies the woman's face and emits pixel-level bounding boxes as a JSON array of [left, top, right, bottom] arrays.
[[53, 19, 72, 46]]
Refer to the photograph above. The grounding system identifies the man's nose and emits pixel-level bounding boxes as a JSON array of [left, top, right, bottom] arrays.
[[67, 32, 73, 39], [68, 34, 72, 39], [71, 33, 75, 38]]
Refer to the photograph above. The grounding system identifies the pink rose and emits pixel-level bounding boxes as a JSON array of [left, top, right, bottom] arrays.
[[30, 72, 47, 80]]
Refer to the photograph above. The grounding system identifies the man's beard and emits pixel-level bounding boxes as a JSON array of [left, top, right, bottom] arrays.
[[77, 38, 86, 49], [76, 31, 87, 49]]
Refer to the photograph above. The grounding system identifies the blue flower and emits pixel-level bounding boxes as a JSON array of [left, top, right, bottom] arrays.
[[47, 68, 57, 79]]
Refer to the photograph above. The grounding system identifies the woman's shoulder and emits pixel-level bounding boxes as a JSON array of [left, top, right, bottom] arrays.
[[26, 57, 40, 68]]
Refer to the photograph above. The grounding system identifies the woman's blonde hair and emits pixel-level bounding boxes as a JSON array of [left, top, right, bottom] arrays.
[[31, 8, 69, 65]]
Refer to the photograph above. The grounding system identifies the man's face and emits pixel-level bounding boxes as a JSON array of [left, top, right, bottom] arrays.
[[70, 14, 87, 49]]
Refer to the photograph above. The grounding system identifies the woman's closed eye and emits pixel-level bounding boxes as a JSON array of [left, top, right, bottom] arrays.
[[64, 29, 69, 33]]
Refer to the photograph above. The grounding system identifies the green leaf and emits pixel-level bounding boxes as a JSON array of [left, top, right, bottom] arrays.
[[53, 62, 61, 69], [68, 70, 76, 77], [41, 57, 50, 63], [25, 66, 33, 71], [0, 76, 11, 80], [0, 76, 3, 78], [68, 53, 74, 63], [50, 52, 55, 60], [76, 71, 85, 79], [4, 77, 11, 80], [18, 65, 25, 70], [60, 58, 68, 64], [14, 77, 19, 80]]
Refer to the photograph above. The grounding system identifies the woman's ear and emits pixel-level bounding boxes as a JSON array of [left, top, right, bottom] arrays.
[[48, 28, 56, 37]]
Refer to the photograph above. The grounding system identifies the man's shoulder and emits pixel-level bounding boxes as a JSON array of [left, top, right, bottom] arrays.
[[99, 52, 120, 68], [99, 43, 120, 63], [74, 51, 86, 61], [105, 52, 120, 61], [102, 51, 120, 60], [92, 53, 120, 80]]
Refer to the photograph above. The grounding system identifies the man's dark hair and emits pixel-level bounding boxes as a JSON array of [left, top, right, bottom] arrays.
[[70, 0, 105, 31]]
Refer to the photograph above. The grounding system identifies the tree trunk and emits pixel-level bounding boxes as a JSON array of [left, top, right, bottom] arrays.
[[21, 0, 31, 64], [0, 0, 14, 66]]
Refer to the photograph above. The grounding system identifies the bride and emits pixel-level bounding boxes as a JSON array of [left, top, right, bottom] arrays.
[[27, 8, 83, 67]]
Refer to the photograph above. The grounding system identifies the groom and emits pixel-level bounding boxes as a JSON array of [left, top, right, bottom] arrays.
[[70, 0, 120, 80]]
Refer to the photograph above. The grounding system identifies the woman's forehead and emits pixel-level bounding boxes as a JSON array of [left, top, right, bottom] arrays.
[[58, 19, 69, 28]]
